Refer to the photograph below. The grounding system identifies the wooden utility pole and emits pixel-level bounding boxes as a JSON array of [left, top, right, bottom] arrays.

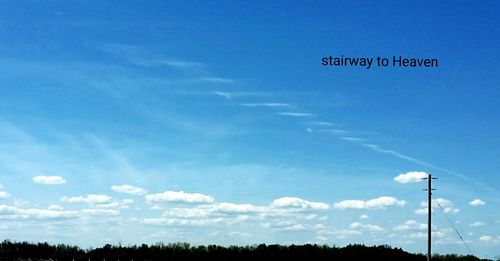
[[423, 174, 437, 261]]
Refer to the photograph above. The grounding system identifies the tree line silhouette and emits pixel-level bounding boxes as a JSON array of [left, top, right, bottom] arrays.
[[0, 240, 491, 261]]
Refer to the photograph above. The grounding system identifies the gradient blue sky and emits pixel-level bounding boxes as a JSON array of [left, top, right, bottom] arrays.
[[1, 0, 499, 258]]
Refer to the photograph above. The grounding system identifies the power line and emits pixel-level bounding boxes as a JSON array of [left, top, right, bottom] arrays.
[[436, 201, 474, 256]]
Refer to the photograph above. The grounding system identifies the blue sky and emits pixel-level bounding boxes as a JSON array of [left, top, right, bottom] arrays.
[[1, 0, 499, 258]]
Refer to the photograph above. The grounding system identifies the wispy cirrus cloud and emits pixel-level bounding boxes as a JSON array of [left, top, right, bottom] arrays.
[[214, 91, 233, 100], [340, 137, 366, 142], [361, 144, 434, 167], [309, 120, 463, 178], [307, 121, 336, 127], [132, 59, 204, 69], [277, 112, 314, 117], [214, 91, 268, 100], [359, 143, 462, 177], [241, 103, 291, 107], [197, 77, 234, 83], [99, 43, 204, 69], [156, 59, 204, 68], [316, 129, 348, 135]]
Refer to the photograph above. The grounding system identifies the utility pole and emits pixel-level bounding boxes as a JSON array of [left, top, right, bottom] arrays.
[[423, 174, 437, 261]]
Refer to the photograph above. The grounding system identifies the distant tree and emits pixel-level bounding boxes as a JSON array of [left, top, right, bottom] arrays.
[[0, 240, 493, 261]]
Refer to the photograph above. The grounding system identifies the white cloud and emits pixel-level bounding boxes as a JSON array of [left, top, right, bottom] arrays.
[[394, 171, 428, 184], [161, 203, 258, 219], [150, 205, 164, 210], [82, 208, 120, 216], [317, 229, 362, 239], [122, 199, 134, 204], [145, 191, 214, 204], [333, 200, 365, 209], [405, 229, 452, 241], [23, 208, 78, 219], [359, 214, 370, 220], [87, 199, 133, 210], [61, 194, 112, 204], [365, 197, 406, 208], [142, 217, 227, 226], [111, 184, 147, 196], [47, 204, 63, 211], [408, 232, 427, 239], [314, 224, 327, 230], [0, 204, 78, 219], [0, 191, 10, 199], [227, 231, 252, 238], [434, 198, 453, 208], [469, 199, 485, 206], [210, 202, 262, 213], [33, 175, 66, 185], [479, 235, 492, 242], [415, 198, 460, 215], [414, 208, 428, 215], [270, 197, 329, 210], [333, 196, 406, 210], [315, 236, 328, 241], [264, 221, 310, 232], [349, 222, 384, 232], [305, 214, 318, 220], [162, 207, 211, 218], [142, 196, 332, 229], [470, 221, 485, 227], [393, 220, 427, 231], [279, 223, 308, 232]]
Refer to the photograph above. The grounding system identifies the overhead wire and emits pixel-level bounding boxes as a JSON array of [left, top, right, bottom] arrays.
[[435, 201, 474, 256]]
